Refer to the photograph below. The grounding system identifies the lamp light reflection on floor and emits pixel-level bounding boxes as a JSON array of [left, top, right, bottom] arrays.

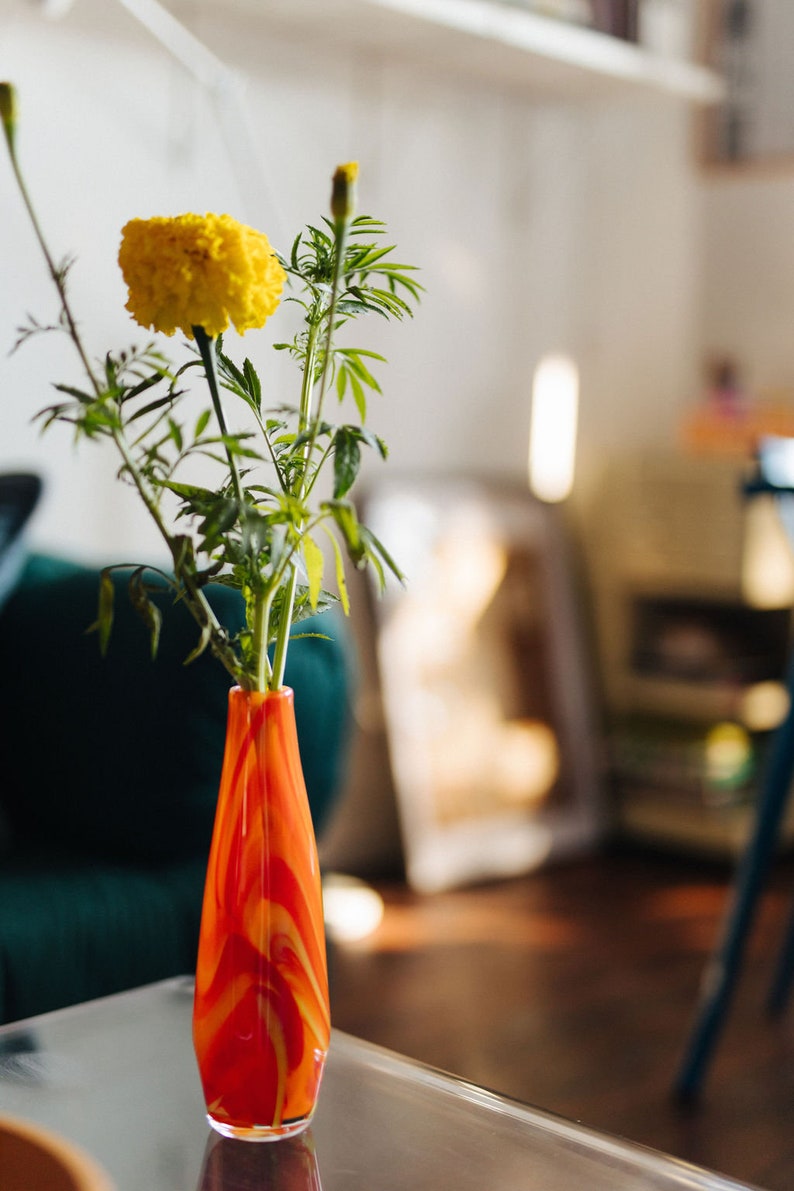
[[740, 680, 790, 733], [322, 874, 385, 944]]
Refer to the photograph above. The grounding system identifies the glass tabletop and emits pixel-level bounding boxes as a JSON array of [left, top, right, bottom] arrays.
[[0, 978, 765, 1191]]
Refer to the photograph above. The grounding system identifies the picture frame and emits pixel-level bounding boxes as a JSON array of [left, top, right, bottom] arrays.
[[361, 474, 604, 893]]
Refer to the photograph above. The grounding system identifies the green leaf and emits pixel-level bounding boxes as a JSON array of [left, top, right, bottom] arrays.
[[53, 383, 94, 404], [324, 526, 350, 616], [323, 499, 365, 566], [194, 409, 211, 439], [356, 426, 388, 459], [168, 418, 183, 452], [88, 568, 115, 656], [128, 567, 162, 659], [333, 427, 361, 499], [243, 358, 262, 411], [345, 286, 391, 320], [349, 358, 381, 394], [183, 621, 212, 666], [289, 232, 302, 271], [125, 371, 168, 400], [125, 392, 177, 424], [337, 347, 387, 364], [304, 534, 324, 611], [348, 243, 396, 270], [160, 480, 217, 502], [217, 347, 247, 390], [198, 497, 239, 543], [349, 372, 366, 422], [361, 525, 405, 585]]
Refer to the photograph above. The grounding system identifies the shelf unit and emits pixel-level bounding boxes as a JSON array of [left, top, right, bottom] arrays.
[[219, 0, 725, 103], [589, 451, 794, 858]]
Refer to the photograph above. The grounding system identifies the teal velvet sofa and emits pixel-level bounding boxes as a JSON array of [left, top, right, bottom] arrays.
[[0, 552, 352, 1025]]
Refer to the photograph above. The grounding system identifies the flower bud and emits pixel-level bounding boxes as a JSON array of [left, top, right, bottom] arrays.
[[331, 161, 358, 224], [0, 81, 17, 153]]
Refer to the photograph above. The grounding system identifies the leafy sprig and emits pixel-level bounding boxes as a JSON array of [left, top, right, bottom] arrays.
[[1, 88, 421, 692]]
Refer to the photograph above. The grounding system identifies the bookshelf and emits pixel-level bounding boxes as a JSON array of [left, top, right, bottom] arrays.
[[589, 451, 794, 857], [223, 0, 725, 104]]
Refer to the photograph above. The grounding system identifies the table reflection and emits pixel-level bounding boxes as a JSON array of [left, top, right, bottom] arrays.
[[197, 1129, 322, 1191]]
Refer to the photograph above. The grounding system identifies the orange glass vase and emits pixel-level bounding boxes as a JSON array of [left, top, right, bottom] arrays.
[[193, 686, 330, 1141]]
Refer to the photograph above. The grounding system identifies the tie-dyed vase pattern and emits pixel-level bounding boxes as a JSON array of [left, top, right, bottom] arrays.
[[193, 686, 330, 1140]]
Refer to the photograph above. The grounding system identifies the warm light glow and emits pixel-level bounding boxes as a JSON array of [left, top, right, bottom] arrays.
[[742, 495, 794, 608], [528, 354, 578, 503], [740, 681, 790, 732], [323, 874, 385, 943], [494, 720, 559, 805]]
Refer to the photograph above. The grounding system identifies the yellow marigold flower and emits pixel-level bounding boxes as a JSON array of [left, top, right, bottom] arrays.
[[118, 213, 286, 340], [331, 162, 359, 223]]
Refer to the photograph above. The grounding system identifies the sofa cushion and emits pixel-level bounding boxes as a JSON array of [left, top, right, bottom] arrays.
[[0, 848, 207, 1023], [0, 554, 351, 863], [0, 475, 42, 858], [0, 474, 41, 613]]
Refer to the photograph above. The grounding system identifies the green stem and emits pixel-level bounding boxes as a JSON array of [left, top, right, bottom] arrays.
[[298, 221, 349, 493], [268, 220, 350, 691], [301, 440, 334, 503], [252, 406, 289, 494], [267, 322, 321, 691], [298, 321, 322, 434], [268, 508, 326, 692], [251, 589, 273, 692], [269, 568, 298, 691], [193, 326, 244, 508], [7, 142, 99, 394]]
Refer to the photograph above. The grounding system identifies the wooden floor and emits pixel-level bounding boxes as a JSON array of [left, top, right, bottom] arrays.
[[329, 845, 794, 1191]]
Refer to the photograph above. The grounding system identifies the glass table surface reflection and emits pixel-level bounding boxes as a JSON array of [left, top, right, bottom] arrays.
[[0, 978, 763, 1191]]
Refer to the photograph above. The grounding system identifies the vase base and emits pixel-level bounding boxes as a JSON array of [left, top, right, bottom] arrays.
[[206, 1113, 313, 1143]]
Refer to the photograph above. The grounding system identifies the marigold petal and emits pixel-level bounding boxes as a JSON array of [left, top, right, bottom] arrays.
[[118, 212, 286, 339]]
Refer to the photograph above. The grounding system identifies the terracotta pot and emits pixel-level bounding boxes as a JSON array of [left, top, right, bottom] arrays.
[[0, 1114, 115, 1191]]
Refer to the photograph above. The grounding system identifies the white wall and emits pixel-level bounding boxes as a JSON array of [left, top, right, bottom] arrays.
[[0, 0, 703, 565], [700, 171, 794, 398]]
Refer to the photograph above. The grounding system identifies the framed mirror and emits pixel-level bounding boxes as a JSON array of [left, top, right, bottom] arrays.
[[361, 475, 604, 893]]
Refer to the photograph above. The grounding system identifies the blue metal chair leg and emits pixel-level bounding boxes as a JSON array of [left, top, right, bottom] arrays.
[[673, 658, 794, 1102], [767, 893, 794, 1016]]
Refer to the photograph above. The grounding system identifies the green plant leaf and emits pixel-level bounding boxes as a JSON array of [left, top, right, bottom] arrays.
[[87, 567, 115, 656], [52, 383, 94, 404], [333, 427, 361, 498], [323, 525, 350, 616], [183, 621, 212, 666], [323, 499, 365, 566], [304, 534, 324, 610], [361, 525, 405, 585], [128, 567, 162, 659], [194, 409, 211, 438]]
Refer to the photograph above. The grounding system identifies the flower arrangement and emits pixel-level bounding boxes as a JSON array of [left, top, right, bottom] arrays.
[[0, 82, 421, 692]]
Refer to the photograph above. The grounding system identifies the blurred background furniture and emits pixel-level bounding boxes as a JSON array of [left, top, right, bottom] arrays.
[[357, 475, 603, 893], [674, 437, 794, 1099], [588, 449, 794, 856]]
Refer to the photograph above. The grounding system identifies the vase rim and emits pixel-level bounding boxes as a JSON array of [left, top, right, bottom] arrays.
[[228, 684, 294, 700]]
